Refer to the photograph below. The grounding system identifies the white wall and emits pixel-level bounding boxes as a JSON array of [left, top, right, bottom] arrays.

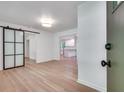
[[36, 31, 54, 63], [0, 21, 54, 69], [53, 28, 77, 60], [77, 2, 107, 91]]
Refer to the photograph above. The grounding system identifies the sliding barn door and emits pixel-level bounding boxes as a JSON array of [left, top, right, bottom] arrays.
[[3, 28, 25, 70]]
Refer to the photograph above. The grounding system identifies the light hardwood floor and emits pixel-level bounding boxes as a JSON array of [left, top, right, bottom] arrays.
[[0, 57, 97, 92]]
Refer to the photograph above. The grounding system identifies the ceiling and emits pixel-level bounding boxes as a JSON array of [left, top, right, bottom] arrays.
[[0, 1, 83, 32]]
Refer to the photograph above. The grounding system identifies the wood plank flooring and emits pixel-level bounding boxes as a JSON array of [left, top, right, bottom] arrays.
[[0, 57, 97, 92]]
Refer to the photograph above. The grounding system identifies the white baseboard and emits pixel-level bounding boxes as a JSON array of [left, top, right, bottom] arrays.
[[77, 79, 106, 92], [53, 58, 60, 60], [36, 59, 56, 63]]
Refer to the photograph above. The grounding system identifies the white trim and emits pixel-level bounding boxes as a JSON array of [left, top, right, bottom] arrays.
[[77, 79, 106, 92], [36, 59, 56, 63]]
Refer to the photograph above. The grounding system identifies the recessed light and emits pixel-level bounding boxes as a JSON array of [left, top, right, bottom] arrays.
[[42, 23, 52, 27], [40, 17, 54, 28]]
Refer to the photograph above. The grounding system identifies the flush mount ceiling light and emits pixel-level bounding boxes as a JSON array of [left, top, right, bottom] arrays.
[[40, 17, 54, 28]]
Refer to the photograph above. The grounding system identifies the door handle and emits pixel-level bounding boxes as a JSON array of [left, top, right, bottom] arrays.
[[105, 43, 112, 50], [101, 60, 111, 67]]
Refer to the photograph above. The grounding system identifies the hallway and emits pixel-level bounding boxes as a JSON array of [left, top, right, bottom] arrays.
[[0, 58, 96, 92]]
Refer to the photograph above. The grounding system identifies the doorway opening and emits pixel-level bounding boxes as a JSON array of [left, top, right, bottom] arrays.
[[25, 32, 37, 64], [60, 34, 77, 61]]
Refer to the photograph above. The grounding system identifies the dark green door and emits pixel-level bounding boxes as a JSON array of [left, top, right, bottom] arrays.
[[107, 1, 124, 91]]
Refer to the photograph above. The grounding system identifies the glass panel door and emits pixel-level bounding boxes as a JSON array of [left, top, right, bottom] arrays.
[[16, 55, 24, 66], [5, 56, 14, 68], [3, 28, 24, 70], [15, 31, 24, 67], [5, 29, 14, 42], [16, 31, 23, 42], [4, 29, 15, 69]]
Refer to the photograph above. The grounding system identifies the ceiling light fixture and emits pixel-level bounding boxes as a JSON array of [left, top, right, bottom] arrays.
[[40, 17, 54, 28]]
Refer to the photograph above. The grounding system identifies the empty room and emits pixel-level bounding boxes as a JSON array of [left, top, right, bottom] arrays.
[[0, 0, 124, 92]]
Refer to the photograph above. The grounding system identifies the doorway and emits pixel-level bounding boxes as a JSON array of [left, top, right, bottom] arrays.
[[25, 32, 37, 63], [59, 34, 77, 61]]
